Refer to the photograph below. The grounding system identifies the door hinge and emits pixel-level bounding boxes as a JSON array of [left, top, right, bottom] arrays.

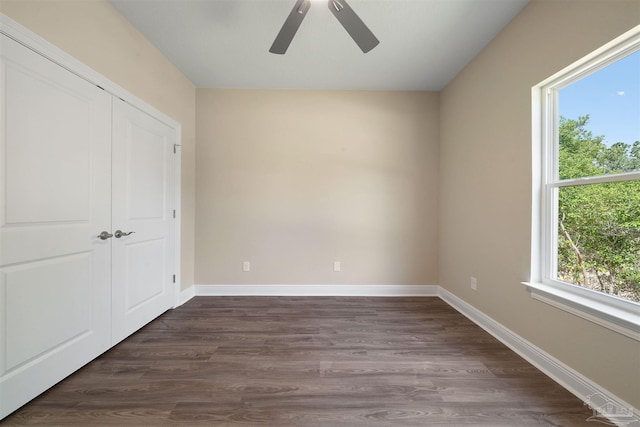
[[173, 209, 176, 219], [172, 274, 176, 283], [173, 144, 182, 154]]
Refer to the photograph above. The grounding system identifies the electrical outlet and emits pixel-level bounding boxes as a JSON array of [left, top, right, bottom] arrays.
[[243, 261, 251, 272], [470, 276, 477, 291], [333, 261, 341, 272]]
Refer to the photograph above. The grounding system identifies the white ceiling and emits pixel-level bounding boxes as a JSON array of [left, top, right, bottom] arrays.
[[110, 0, 530, 91]]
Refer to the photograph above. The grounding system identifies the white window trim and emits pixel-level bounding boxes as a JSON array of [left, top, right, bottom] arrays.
[[525, 24, 640, 342]]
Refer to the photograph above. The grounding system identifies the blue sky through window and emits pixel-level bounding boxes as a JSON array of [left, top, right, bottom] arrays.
[[559, 50, 639, 147]]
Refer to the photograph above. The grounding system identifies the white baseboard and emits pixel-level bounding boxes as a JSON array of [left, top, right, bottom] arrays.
[[174, 286, 195, 308], [438, 288, 639, 427], [195, 284, 438, 297]]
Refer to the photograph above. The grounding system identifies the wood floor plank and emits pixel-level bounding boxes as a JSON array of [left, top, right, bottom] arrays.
[[2, 297, 597, 426]]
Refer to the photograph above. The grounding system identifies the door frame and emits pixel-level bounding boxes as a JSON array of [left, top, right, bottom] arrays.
[[0, 13, 182, 302]]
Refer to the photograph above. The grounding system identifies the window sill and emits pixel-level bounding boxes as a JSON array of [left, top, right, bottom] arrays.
[[522, 281, 640, 341]]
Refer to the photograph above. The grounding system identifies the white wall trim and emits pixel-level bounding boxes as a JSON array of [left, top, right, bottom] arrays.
[[175, 286, 195, 308], [172, 130, 182, 309], [523, 282, 640, 341], [438, 287, 639, 426], [195, 284, 438, 297]]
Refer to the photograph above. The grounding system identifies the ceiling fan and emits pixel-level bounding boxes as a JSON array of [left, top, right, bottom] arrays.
[[269, 0, 380, 54]]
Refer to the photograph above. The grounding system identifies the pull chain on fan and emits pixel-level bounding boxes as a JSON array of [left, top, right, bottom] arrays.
[[269, 0, 379, 54]]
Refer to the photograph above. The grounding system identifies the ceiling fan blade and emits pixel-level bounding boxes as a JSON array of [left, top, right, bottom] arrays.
[[269, 0, 311, 54], [328, 0, 379, 53]]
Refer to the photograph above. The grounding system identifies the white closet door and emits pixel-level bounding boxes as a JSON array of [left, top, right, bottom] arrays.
[[0, 35, 112, 418], [111, 99, 175, 344]]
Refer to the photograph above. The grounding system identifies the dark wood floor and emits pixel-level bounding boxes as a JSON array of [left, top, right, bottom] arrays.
[[4, 297, 597, 426]]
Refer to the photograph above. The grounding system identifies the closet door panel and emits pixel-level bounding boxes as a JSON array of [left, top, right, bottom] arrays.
[[111, 99, 175, 344], [0, 35, 112, 419]]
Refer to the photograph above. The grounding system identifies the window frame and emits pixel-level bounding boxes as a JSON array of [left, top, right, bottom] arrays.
[[525, 25, 640, 341]]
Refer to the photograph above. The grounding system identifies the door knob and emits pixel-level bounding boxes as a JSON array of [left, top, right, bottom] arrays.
[[114, 230, 135, 238], [98, 231, 113, 240]]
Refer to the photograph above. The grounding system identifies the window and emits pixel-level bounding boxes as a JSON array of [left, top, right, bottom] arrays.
[[527, 26, 640, 339]]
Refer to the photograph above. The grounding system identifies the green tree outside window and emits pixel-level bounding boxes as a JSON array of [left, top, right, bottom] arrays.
[[557, 116, 640, 302]]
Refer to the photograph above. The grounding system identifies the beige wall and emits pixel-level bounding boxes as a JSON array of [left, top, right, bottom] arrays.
[[439, 0, 640, 408], [196, 89, 439, 286], [0, 0, 196, 289]]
